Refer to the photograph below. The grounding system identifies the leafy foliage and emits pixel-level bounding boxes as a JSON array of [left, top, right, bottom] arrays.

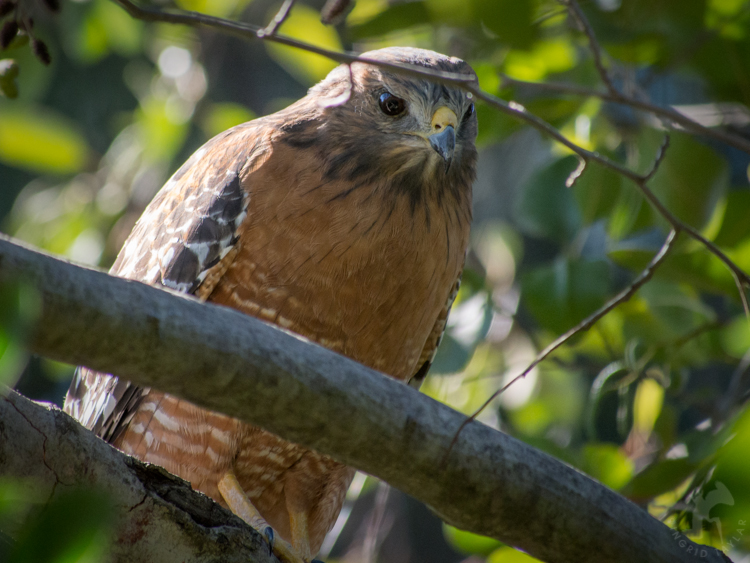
[[1, 0, 750, 561]]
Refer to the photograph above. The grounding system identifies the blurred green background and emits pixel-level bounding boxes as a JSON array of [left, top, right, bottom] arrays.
[[2, 0, 750, 561]]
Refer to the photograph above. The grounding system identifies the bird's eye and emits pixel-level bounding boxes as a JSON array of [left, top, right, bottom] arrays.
[[463, 103, 475, 121], [379, 92, 406, 116]]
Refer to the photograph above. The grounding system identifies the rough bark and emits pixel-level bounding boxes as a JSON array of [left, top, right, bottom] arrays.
[[0, 234, 729, 563], [0, 389, 276, 563]]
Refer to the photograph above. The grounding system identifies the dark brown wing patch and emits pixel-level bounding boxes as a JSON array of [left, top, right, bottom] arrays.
[[64, 125, 259, 441]]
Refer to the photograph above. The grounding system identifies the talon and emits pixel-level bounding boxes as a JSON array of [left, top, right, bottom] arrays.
[[312, 560, 325, 563], [264, 526, 275, 554]]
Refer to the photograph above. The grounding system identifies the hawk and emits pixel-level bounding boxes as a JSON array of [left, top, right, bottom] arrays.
[[64, 47, 478, 563]]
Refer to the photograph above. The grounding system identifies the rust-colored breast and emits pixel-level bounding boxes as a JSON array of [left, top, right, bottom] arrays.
[[210, 139, 469, 379]]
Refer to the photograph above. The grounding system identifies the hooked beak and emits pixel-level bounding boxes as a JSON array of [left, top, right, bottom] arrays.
[[429, 126, 455, 172], [428, 106, 457, 171]]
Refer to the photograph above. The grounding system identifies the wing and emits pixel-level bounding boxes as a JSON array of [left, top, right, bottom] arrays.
[[64, 123, 264, 443], [407, 269, 463, 390]]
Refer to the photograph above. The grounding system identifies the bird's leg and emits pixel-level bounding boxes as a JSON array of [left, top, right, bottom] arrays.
[[289, 510, 313, 561], [218, 471, 309, 563]]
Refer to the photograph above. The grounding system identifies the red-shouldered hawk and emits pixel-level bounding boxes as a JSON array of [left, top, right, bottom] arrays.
[[64, 47, 477, 563]]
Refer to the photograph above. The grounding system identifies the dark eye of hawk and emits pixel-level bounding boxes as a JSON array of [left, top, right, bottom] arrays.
[[379, 92, 406, 116], [463, 103, 475, 121]]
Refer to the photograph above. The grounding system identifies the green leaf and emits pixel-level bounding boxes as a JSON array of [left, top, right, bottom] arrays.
[[347, 1, 429, 39], [266, 4, 342, 84], [648, 131, 729, 230], [514, 155, 582, 243], [521, 257, 611, 334], [573, 162, 625, 224], [581, 444, 634, 490], [443, 524, 503, 556], [488, 546, 543, 562], [201, 102, 255, 137], [622, 458, 698, 501], [712, 191, 750, 248], [9, 487, 115, 563], [0, 106, 90, 174], [0, 59, 19, 99], [470, 0, 535, 48]]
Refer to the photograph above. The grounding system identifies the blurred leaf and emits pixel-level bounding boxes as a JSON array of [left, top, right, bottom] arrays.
[[267, 4, 342, 84], [0, 106, 89, 174], [443, 524, 503, 556], [175, 0, 250, 17], [622, 458, 697, 501], [76, 0, 143, 62], [504, 38, 577, 81], [136, 97, 189, 164], [432, 292, 492, 374], [573, 162, 625, 224], [521, 257, 610, 334], [720, 315, 750, 358], [0, 281, 39, 387], [488, 546, 543, 562], [581, 444, 634, 490], [471, 0, 535, 48], [515, 155, 582, 243], [648, 132, 729, 229], [9, 487, 115, 563], [0, 58, 18, 98], [348, 1, 429, 39], [633, 377, 664, 434], [712, 190, 750, 248], [201, 102, 255, 137]]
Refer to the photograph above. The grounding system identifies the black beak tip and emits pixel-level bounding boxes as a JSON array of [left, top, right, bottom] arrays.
[[429, 125, 456, 172]]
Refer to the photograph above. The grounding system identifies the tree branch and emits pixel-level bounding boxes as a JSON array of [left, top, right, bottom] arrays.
[[0, 235, 730, 563], [0, 389, 277, 563], [498, 75, 750, 155]]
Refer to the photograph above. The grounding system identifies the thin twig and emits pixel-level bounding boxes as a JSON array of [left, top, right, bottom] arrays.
[[499, 74, 750, 155], [561, 0, 619, 96], [443, 229, 680, 463], [113, 0, 476, 86], [258, 0, 296, 37]]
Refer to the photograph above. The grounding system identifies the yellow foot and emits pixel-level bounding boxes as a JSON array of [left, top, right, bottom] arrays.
[[218, 471, 314, 563]]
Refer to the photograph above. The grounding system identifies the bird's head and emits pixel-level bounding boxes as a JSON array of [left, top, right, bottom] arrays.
[[285, 47, 478, 211]]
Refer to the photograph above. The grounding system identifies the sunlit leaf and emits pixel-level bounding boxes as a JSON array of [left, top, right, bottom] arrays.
[[488, 546, 543, 562], [266, 4, 342, 84], [201, 102, 255, 137], [581, 444, 634, 490], [0, 106, 89, 174], [443, 524, 503, 556], [504, 38, 577, 81]]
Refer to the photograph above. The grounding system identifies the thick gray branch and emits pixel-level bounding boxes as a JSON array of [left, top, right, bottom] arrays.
[[0, 390, 276, 563], [0, 235, 727, 563]]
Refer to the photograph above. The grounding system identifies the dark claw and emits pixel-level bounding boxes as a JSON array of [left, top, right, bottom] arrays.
[[264, 527, 275, 555], [312, 560, 325, 563]]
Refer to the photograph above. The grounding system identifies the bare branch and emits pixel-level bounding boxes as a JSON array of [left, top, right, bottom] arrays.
[[499, 74, 750, 155], [446, 229, 680, 453], [258, 0, 295, 38], [0, 390, 276, 563], [0, 235, 729, 563], [112, 0, 476, 86], [561, 0, 619, 96]]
